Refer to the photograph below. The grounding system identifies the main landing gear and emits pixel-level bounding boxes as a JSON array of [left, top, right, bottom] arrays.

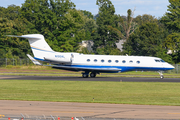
[[90, 72, 96, 78], [158, 71, 164, 79], [82, 72, 97, 78]]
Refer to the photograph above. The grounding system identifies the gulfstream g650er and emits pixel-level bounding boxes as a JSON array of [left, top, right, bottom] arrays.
[[8, 34, 174, 78]]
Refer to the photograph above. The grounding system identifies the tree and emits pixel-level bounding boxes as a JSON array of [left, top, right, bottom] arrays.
[[134, 14, 158, 26], [81, 10, 94, 19], [0, 5, 20, 20], [93, 0, 122, 55], [160, 0, 180, 63], [82, 15, 97, 40], [21, 0, 76, 51], [0, 4, 38, 58], [123, 22, 172, 63], [161, 0, 180, 32], [57, 9, 86, 52], [164, 33, 180, 63], [119, 9, 137, 40], [0, 17, 38, 58]]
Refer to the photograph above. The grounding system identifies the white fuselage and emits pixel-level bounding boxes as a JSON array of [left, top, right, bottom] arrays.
[[35, 51, 174, 73]]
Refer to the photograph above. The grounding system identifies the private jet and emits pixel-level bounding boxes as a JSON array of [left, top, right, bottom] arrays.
[[8, 34, 174, 78]]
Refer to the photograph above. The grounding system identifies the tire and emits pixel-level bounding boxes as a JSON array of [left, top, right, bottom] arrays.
[[82, 74, 88, 78], [90, 73, 96, 78]]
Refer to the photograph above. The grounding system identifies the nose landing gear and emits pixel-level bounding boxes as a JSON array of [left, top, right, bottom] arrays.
[[160, 75, 164, 79], [158, 71, 164, 79]]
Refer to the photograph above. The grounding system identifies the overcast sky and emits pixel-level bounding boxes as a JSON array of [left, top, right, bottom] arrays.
[[1, 0, 170, 18]]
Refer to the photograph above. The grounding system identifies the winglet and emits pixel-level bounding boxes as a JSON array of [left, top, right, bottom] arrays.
[[27, 54, 42, 65]]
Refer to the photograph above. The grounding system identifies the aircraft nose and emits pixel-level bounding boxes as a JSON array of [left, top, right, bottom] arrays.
[[169, 64, 175, 70]]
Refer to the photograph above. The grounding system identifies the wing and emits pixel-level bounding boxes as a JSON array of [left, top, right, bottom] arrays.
[[52, 65, 121, 73], [27, 54, 121, 73]]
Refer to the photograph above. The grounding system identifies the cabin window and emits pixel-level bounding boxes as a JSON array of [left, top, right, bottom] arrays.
[[94, 59, 97, 62], [115, 60, 119, 63], [129, 60, 133, 63], [87, 59, 90, 62], [101, 59, 105, 62], [122, 60, 126, 63], [108, 60, 112, 63], [137, 61, 140, 64]]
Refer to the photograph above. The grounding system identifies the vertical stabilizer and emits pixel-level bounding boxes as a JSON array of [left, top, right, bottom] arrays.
[[7, 34, 54, 60]]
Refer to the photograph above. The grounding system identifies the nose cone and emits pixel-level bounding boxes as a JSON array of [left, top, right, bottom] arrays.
[[168, 64, 175, 70], [163, 63, 175, 71]]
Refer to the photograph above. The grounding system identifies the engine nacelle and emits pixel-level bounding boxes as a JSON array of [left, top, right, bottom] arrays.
[[44, 54, 71, 63]]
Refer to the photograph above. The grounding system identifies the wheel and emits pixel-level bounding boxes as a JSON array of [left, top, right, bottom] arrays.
[[82, 74, 88, 78], [90, 72, 96, 78], [160, 75, 164, 79]]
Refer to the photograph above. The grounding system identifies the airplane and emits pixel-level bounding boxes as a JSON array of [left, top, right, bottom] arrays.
[[7, 34, 174, 79]]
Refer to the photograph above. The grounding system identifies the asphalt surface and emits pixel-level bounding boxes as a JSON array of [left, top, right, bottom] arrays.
[[0, 75, 180, 82], [1, 100, 180, 120]]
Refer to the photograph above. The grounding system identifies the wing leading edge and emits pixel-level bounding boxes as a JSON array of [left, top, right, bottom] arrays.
[[52, 65, 121, 73]]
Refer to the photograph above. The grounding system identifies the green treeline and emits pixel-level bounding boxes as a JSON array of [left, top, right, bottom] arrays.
[[0, 0, 180, 64]]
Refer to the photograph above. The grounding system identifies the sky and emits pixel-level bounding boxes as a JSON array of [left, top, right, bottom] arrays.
[[1, 0, 170, 18]]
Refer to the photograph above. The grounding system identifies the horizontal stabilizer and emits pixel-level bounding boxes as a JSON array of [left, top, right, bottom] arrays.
[[27, 54, 42, 65], [6, 35, 43, 39], [6, 35, 21, 37]]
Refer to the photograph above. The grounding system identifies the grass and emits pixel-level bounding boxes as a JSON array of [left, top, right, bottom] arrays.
[[0, 80, 180, 106]]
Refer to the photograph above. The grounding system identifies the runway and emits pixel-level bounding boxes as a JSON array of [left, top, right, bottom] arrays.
[[1, 75, 180, 120], [0, 75, 180, 82]]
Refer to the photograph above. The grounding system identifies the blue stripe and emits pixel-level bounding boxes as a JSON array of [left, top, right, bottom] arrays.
[[33, 57, 173, 72], [31, 47, 55, 53], [34, 57, 47, 61], [61, 65, 173, 72]]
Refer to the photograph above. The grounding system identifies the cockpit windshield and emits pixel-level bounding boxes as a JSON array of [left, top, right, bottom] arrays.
[[160, 59, 165, 63], [155, 59, 165, 63]]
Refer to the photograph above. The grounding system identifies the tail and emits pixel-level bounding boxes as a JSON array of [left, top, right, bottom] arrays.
[[7, 34, 54, 60]]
